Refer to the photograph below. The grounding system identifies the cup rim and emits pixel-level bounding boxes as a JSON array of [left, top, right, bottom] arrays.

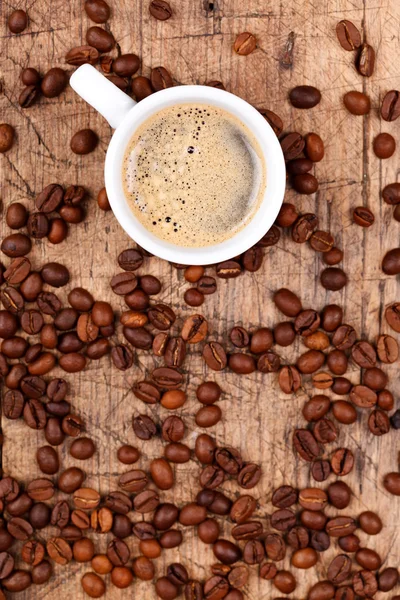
[[105, 85, 286, 265]]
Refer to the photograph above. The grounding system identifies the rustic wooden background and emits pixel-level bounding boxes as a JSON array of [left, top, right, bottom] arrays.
[[1, 0, 400, 598]]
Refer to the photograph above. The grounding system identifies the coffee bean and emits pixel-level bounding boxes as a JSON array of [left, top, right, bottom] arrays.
[[70, 128, 98, 154], [130, 76, 153, 101], [36, 445, 59, 474], [289, 85, 321, 109], [237, 463, 261, 489], [320, 267, 347, 290], [2, 233, 32, 258], [258, 108, 283, 136], [357, 43, 375, 76], [243, 246, 263, 271], [386, 302, 400, 332], [0, 310, 18, 339], [233, 32, 257, 55], [65, 45, 99, 66], [377, 333, 398, 363], [149, 0, 172, 20], [353, 570, 378, 597], [8, 9, 28, 33], [381, 89, 400, 121], [280, 132, 305, 160], [276, 203, 298, 227], [7, 516, 33, 541], [336, 19, 361, 50], [343, 90, 370, 114], [85, 0, 110, 22], [86, 25, 114, 52], [331, 448, 354, 475], [323, 246, 343, 265], [203, 342, 227, 371], [151, 66, 173, 91], [293, 173, 319, 194], [368, 408, 390, 435], [353, 205, 375, 228], [273, 288, 302, 316], [196, 405, 222, 427], [132, 414, 157, 440], [229, 353, 256, 374], [373, 132, 396, 158], [2, 570, 32, 592], [41, 67, 68, 97], [258, 224, 281, 247], [112, 53, 140, 77], [292, 213, 319, 243], [81, 572, 106, 597]]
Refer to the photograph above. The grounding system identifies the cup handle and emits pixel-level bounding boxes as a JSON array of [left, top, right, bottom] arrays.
[[70, 64, 136, 129]]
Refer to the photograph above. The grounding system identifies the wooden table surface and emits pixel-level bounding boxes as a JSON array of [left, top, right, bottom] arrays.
[[2, 0, 400, 598]]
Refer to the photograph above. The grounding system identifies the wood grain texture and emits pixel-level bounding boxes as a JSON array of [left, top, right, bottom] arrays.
[[1, 0, 400, 598]]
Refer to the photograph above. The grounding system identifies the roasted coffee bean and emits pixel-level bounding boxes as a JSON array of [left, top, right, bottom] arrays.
[[58, 466, 85, 493], [2, 233, 32, 257], [19, 84, 40, 107], [257, 351, 280, 373], [353, 570, 378, 597], [327, 554, 352, 583], [195, 433, 216, 464], [293, 173, 319, 195], [70, 128, 98, 154], [303, 395, 331, 421], [297, 350, 325, 374], [184, 288, 205, 306], [289, 85, 321, 109], [310, 231, 334, 253], [338, 534, 360, 553], [270, 509, 296, 532], [386, 302, 400, 332], [118, 248, 144, 271], [203, 342, 227, 370], [292, 213, 319, 243], [336, 19, 361, 50], [363, 366, 387, 390], [133, 414, 157, 440], [85, 0, 110, 22], [377, 333, 398, 363], [320, 267, 347, 290], [6, 202, 28, 229], [0, 551, 15, 578], [384, 472, 400, 495], [196, 405, 222, 428], [382, 247, 400, 275], [112, 53, 140, 77], [73, 488, 100, 510], [149, 0, 173, 20], [233, 31, 257, 55], [86, 25, 114, 51], [353, 206, 375, 227], [229, 353, 256, 374], [343, 90, 370, 115], [65, 45, 99, 65], [258, 224, 280, 247], [110, 344, 133, 371], [8, 9, 28, 33], [41, 68, 68, 98], [23, 398, 46, 429], [2, 569, 32, 592], [323, 246, 343, 265], [0, 478, 19, 502], [258, 108, 283, 136], [357, 43, 375, 76], [291, 547, 318, 569], [197, 276, 217, 294], [293, 429, 320, 461], [28, 503, 51, 529], [81, 572, 105, 597], [351, 340, 376, 368], [276, 202, 298, 227], [378, 567, 399, 591], [164, 337, 186, 366], [381, 90, 400, 121], [151, 66, 173, 90], [331, 448, 354, 475], [133, 381, 160, 405], [327, 399, 352, 425], [280, 132, 305, 160], [181, 314, 207, 343], [36, 445, 59, 474], [91, 508, 113, 533], [132, 556, 155, 579], [0, 123, 15, 152], [213, 539, 242, 565], [368, 409, 390, 435], [27, 478, 54, 501], [273, 570, 296, 594], [374, 132, 396, 158], [326, 516, 357, 537], [7, 517, 33, 540], [278, 365, 301, 393], [131, 75, 153, 101], [358, 510, 382, 535], [321, 304, 343, 332]]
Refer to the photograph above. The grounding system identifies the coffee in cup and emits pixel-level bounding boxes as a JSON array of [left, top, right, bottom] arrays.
[[122, 103, 266, 247]]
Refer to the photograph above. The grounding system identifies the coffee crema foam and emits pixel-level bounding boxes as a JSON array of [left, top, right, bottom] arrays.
[[123, 103, 266, 247]]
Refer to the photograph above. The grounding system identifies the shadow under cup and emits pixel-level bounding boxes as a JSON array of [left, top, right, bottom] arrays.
[[105, 86, 286, 265]]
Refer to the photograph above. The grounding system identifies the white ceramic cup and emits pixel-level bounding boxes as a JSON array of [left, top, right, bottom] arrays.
[[70, 64, 285, 265]]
